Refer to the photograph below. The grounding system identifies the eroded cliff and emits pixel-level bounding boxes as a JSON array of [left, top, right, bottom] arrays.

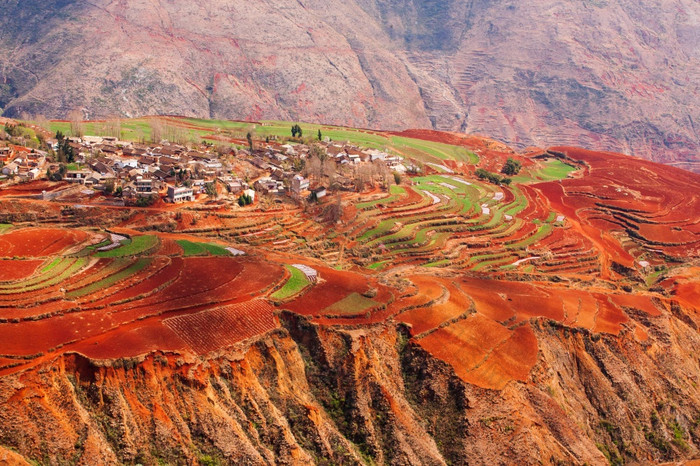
[[2, 304, 700, 465]]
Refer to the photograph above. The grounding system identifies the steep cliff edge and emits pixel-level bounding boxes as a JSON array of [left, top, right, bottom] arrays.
[[2, 304, 700, 465]]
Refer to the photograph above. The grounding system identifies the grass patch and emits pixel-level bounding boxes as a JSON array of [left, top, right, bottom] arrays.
[[202, 243, 230, 256], [176, 240, 231, 256], [95, 235, 158, 258], [66, 259, 150, 299], [271, 265, 311, 300], [423, 259, 450, 268], [41, 258, 62, 273], [322, 292, 379, 316], [514, 158, 578, 183], [177, 240, 207, 256], [86, 239, 111, 251], [0, 224, 12, 234], [367, 260, 389, 270]]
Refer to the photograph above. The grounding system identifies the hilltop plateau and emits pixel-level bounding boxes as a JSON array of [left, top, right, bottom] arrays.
[[0, 117, 699, 464], [0, 1, 698, 170]]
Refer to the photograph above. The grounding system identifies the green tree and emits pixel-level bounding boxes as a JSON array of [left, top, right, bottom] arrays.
[[291, 124, 303, 138], [246, 132, 253, 152], [317, 129, 322, 141], [502, 158, 522, 176], [238, 193, 253, 206], [393, 172, 401, 185], [205, 182, 218, 198]]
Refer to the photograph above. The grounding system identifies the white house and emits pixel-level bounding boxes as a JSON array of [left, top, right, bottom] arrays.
[[291, 175, 309, 194], [1, 163, 18, 176], [167, 185, 194, 203]]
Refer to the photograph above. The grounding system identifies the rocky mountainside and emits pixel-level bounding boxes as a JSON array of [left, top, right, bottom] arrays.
[[3, 306, 700, 465], [0, 0, 698, 170]]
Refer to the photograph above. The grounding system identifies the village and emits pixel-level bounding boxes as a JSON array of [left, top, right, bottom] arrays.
[[0, 122, 416, 208]]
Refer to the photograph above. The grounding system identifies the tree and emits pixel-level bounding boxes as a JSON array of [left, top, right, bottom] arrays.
[[317, 129, 322, 141], [205, 182, 218, 199], [35, 114, 50, 132], [322, 158, 336, 183], [238, 193, 253, 206], [246, 132, 253, 152], [68, 110, 84, 138], [309, 144, 327, 162], [150, 119, 163, 143], [502, 158, 522, 176], [291, 124, 303, 138], [305, 155, 322, 180], [104, 119, 121, 139], [393, 172, 401, 185]]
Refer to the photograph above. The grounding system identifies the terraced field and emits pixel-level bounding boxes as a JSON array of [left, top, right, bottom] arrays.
[[4, 121, 700, 394], [0, 228, 288, 371]]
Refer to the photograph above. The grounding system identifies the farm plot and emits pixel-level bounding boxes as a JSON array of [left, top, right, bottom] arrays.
[[87, 257, 183, 308], [321, 292, 380, 317], [95, 235, 159, 258], [164, 300, 277, 354], [415, 315, 538, 390], [176, 240, 231, 256], [283, 266, 389, 317], [0, 260, 43, 282], [113, 256, 246, 311], [397, 280, 472, 335], [65, 258, 151, 299], [271, 265, 311, 300], [0, 228, 89, 257]]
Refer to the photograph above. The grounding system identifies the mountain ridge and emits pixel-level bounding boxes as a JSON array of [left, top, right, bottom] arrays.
[[1, 0, 698, 170]]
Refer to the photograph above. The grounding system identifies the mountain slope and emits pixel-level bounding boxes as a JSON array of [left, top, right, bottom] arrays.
[[0, 0, 698, 170]]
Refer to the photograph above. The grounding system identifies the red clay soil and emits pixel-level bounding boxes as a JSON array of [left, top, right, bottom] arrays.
[[0, 228, 89, 257], [535, 146, 700, 262], [461, 324, 538, 390], [163, 300, 277, 354], [592, 294, 630, 335], [608, 294, 663, 317], [72, 323, 190, 360], [283, 265, 384, 316], [0, 259, 43, 281], [397, 279, 472, 335], [0, 181, 65, 197]]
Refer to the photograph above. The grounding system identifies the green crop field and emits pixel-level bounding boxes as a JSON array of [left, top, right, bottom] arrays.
[[322, 292, 380, 316], [513, 158, 578, 183], [40, 258, 62, 273], [177, 240, 231, 256], [0, 224, 12, 234], [95, 235, 158, 258], [66, 259, 150, 299], [271, 265, 311, 300]]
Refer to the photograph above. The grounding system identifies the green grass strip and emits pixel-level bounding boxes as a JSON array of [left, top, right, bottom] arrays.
[[202, 243, 230, 256], [176, 240, 207, 256], [41, 257, 62, 273], [66, 258, 150, 299], [271, 265, 311, 300], [95, 235, 158, 258]]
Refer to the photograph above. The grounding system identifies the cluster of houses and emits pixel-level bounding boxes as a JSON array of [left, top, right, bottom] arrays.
[[2, 132, 415, 205], [0, 145, 47, 180], [43, 136, 225, 202]]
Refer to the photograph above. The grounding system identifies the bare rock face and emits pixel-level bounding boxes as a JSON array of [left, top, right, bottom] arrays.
[[0, 0, 698, 169]]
